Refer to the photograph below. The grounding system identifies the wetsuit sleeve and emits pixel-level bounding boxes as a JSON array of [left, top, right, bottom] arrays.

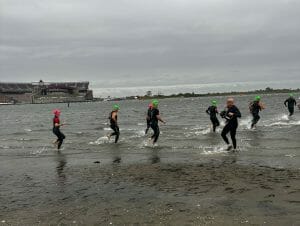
[[235, 107, 241, 118], [206, 107, 210, 115], [294, 99, 297, 106], [284, 99, 288, 107]]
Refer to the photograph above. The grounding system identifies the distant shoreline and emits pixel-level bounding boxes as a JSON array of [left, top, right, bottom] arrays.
[[1, 87, 299, 105], [104, 87, 300, 101]]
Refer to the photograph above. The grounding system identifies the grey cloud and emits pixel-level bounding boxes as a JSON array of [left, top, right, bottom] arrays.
[[1, 0, 300, 86]]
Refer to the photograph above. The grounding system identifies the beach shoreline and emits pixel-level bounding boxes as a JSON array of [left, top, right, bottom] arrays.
[[1, 159, 299, 225]]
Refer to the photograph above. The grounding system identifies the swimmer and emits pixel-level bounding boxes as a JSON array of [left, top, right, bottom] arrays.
[[220, 98, 241, 151], [145, 103, 153, 134], [284, 94, 297, 116], [206, 100, 220, 132], [108, 104, 120, 143], [249, 96, 265, 129], [52, 109, 66, 150], [150, 100, 166, 144]]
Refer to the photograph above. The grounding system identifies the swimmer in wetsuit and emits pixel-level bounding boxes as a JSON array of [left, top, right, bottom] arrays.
[[145, 103, 153, 134], [220, 98, 241, 151], [284, 94, 297, 116], [52, 109, 66, 150], [150, 100, 166, 144], [206, 100, 220, 132], [108, 104, 120, 143], [249, 96, 264, 129]]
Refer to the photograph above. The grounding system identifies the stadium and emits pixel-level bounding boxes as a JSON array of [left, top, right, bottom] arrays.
[[0, 80, 93, 104]]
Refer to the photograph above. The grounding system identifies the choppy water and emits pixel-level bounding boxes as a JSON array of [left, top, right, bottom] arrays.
[[1, 93, 300, 224], [1, 93, 299, 168]]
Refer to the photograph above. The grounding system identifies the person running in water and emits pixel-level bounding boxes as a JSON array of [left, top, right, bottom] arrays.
[[52, 109, 66, 150], [249, 96, 264, 129], [145, 103, 153, 134], [284, 94, 297, 116], [150, 100, 166, 144], [220, 98, 241, 151], [206, 100, 220, 132], [108, 104, 120, 143]]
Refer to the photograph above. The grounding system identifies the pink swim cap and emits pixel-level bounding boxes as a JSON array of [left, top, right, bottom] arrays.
[[52, 109, 61, 116]]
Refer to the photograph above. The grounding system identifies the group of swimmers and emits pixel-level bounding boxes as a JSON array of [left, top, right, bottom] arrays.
[[52, 94, 298, 151]]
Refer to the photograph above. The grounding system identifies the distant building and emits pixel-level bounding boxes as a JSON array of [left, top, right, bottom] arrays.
[[0, 81, 93, 104]]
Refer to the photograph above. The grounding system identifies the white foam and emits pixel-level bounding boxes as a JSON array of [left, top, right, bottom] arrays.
[[280, 114, 289, 121], [24, 128, 32, 132], [103, 128, 111, 131], [30, 146, 48, 155], [141, 139, 155, 148], [89, 136, 111, 145], [199, 127, 211, 135], [130, 130, 146, 138], [202, 145, 228, 155], [239, 116, 252, 130], [285, 154, 296, 158]]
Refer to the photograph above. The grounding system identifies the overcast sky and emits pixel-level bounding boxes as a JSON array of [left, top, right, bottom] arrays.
[[1, 0, 300, 87]]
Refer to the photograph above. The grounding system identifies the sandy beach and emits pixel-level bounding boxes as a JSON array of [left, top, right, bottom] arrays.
[[1, 158, 299, 225]]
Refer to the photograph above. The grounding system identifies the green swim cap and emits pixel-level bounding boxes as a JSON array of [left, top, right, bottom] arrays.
[[255, 96, 261, 101], [211, 100, 217, 106], [289, 93, 294, 97], [113, 104, 120, 110], [152, 99, 159, 107]]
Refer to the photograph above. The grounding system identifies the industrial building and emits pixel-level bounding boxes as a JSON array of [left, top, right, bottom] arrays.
[[0, 80, 93, 104]]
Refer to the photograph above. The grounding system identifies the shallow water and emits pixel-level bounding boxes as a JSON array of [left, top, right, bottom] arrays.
[[1, 93, 299, 168], [0, 93, 300, 225]]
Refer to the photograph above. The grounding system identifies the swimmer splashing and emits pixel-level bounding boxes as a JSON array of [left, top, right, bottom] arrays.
[[52, 109, 66, 150], [284, 93, 297, 116], [145, 103, 153, 135], [108, 104, 120, 143], [249, 96, 265, 129], [206, 100, 220, 132], [150, 99, 166, 145], [220, 98, 241, 151]]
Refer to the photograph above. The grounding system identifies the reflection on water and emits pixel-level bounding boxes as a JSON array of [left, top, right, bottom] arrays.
[[150, 150, 160, 164], [55, 152, 67, 183]]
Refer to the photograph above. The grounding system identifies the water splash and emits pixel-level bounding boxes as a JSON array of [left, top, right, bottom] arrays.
[[89, 136, 111, 145]]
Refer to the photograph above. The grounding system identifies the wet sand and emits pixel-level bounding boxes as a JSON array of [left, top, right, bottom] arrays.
[[1, 158, 299, 225]]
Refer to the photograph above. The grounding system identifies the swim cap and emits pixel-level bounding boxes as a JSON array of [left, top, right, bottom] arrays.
[[152, 99, 159, 107], [113, 104, 120, 110], [289, 93, 294, 97], [211, 100, 217, 106], [255, 96, 261, 101], [52, 109, 61, 116]]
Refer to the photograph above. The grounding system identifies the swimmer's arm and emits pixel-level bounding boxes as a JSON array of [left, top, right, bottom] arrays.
[[54, 123, 64, 127], [157, 115, 166, 124], [228, 108, 241, 118], [111, 113, 117, 123], [235, 108, 242, 118]]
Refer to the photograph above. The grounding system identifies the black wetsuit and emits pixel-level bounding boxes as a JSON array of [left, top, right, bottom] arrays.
[[206, 106, 220, 132], [150, 108, 160, 143], [109, 111, 120, 143], [250, 101, 262, 128], [284, 97, 297, 116], [53, 116, 65, 150], [220, 105, 241, 149], [145, 107, 152, 134]]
